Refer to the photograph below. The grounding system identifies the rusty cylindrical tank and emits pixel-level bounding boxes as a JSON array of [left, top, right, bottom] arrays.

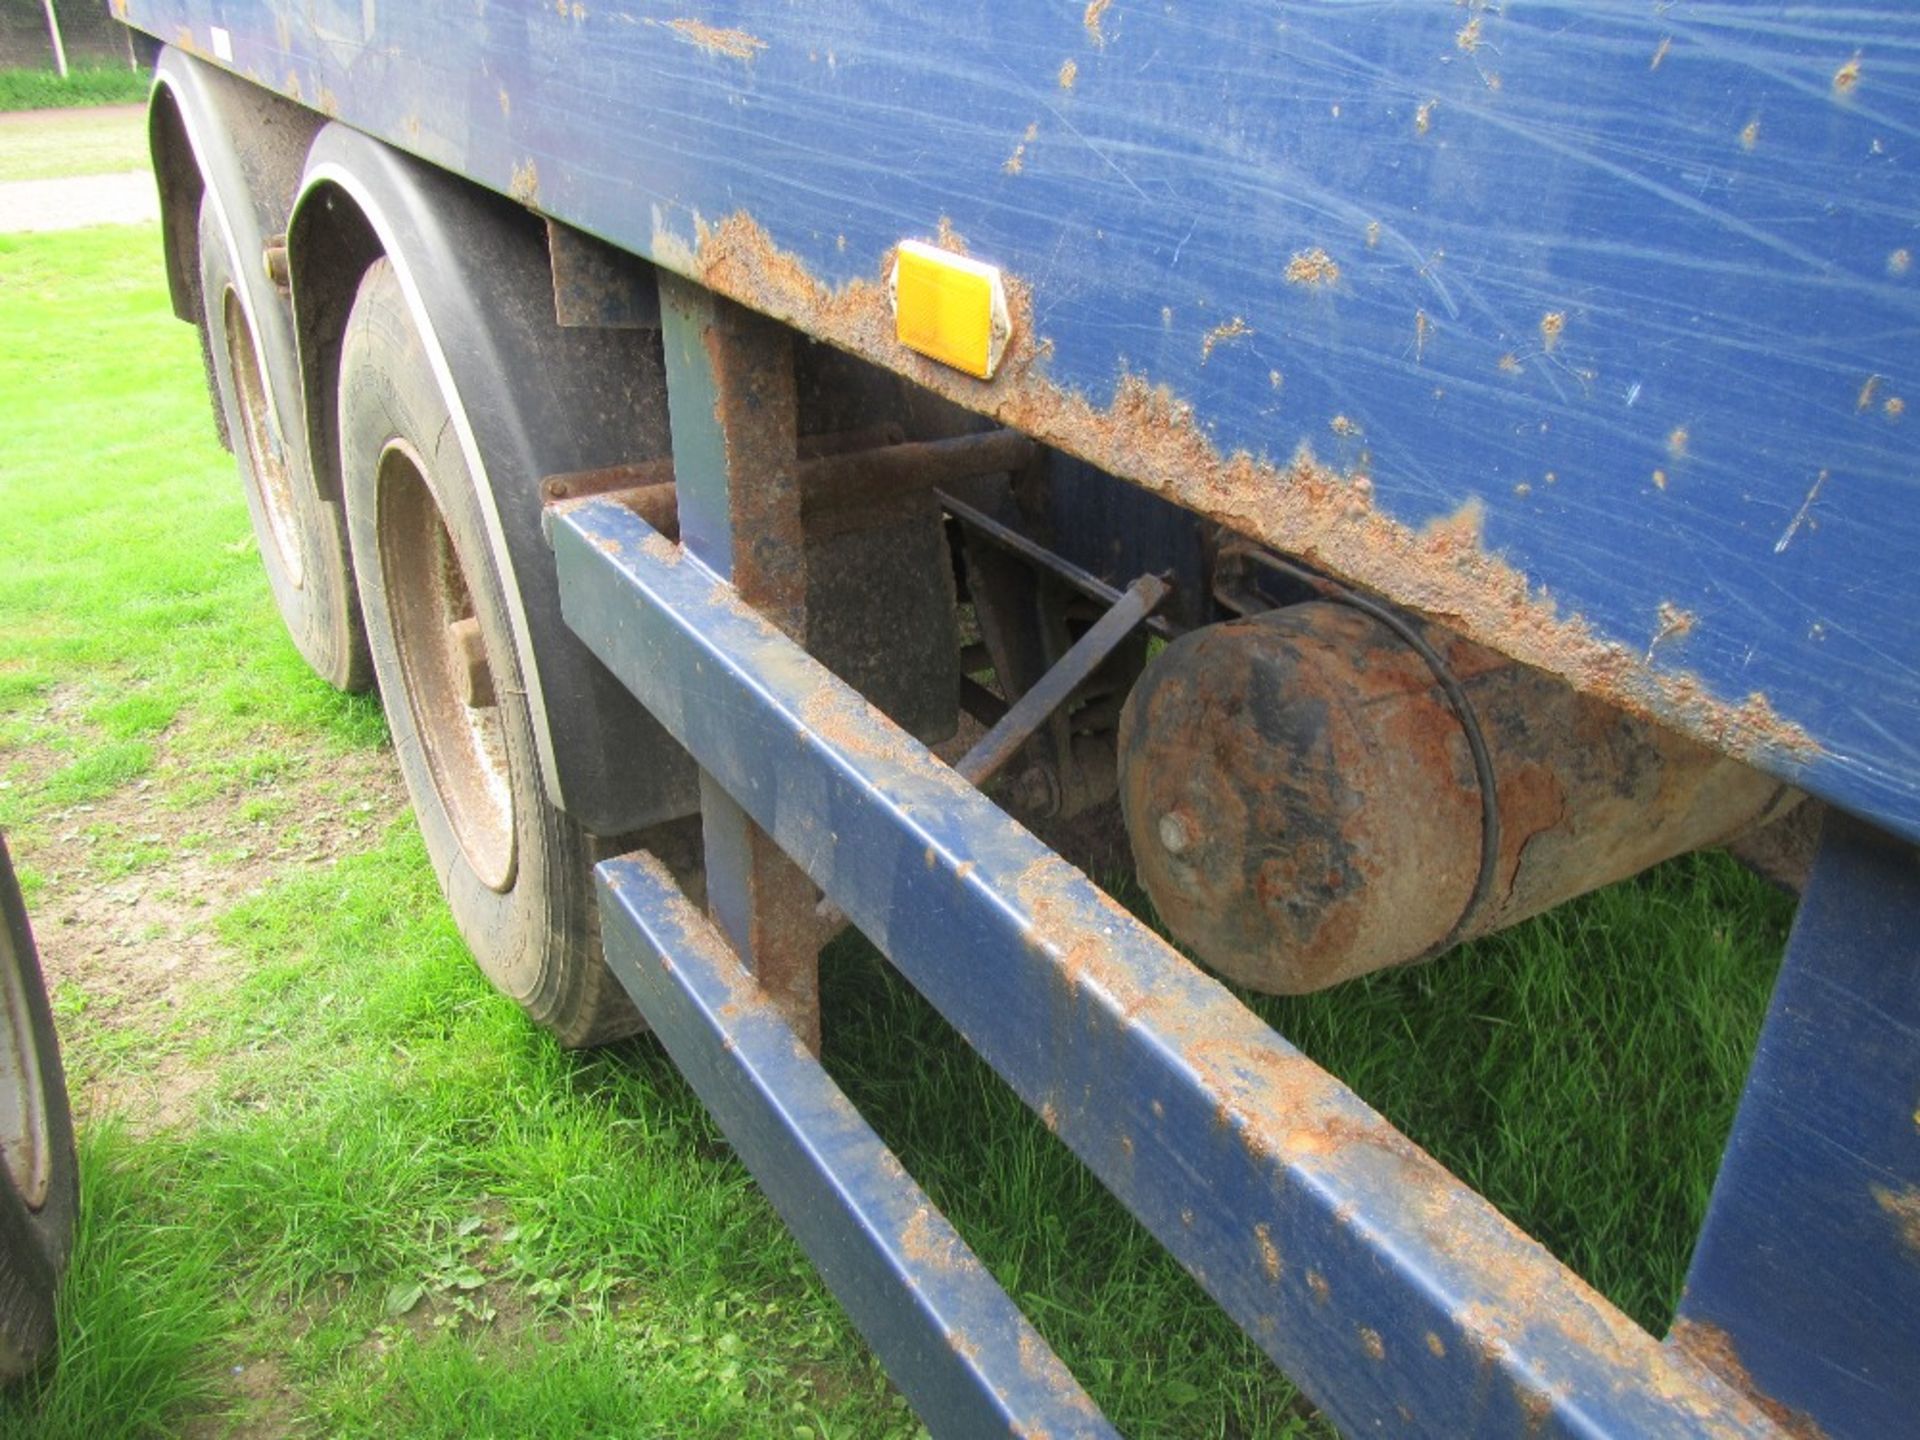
[[1117, 601, 1799, 994]]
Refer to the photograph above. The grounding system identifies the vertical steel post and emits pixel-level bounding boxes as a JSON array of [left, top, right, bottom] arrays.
[[1670, 810, 1920, 1438], [658, 273, 825, 1051]]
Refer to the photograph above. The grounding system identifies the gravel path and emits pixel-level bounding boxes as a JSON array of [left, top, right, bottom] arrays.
[[0, 170, 158, 232]]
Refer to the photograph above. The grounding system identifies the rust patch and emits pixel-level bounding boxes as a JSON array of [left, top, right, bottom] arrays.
[[1201, 317, 1253, 363], [667, 211, 1818, 766], [1415, 100, 1436, 136], [1456, 17, 1483, 52], [1330, 414, 1361, 438], [1498, 353, 1523, 375], [1667, 426, 1690, 458], [1891, 248, 1912, 277], [1307, 1269, 1331, 1304], [1425, 1330, 1446, 1358], [1058, 57, 1078, 90], [508, 159, 539, 205], [1084, 0, 1112, 45], [935, 216, 970, 255], [1285, 248, 1341, 288], [1365, 220, 1381, 249], [1872, 1182, 1920, 1256], [1415, 309, 1432, 361], [664, 18, 767, 60], [1359, 1326, 1386, 1361], [1254, 1223, 1282, 1281], [1886, 396, 1906, 419], [1670, 1318, 1832, 1439], [1833, 54, 1861, 97], [901, 1206, 967, 1272], [1739, 118, 1760, 151], [1539, 311, 1566, 352], [1856, 374, 1881, 412], [1650, 36, 1672, 70], [799, 684, 931, 770]]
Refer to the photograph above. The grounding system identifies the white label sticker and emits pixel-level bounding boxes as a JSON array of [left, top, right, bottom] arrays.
[[210, 26, 233, 62]]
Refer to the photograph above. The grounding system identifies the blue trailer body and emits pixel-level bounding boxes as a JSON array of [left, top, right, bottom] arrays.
[[120, 0, 1920, 843], [119, 5, 1920, 1436]]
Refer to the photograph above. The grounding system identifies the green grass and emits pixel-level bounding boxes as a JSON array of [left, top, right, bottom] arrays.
[[0, 219, 1796, 1437], [0, 67, 148, 114], [0, 105, 150, 183]]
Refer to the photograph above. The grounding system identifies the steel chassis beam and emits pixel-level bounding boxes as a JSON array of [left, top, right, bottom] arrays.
[[657, 274, 826, 1051], [552, 495, 1780, 1439]]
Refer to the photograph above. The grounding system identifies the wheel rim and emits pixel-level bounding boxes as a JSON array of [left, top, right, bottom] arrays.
[[0, 931, 50, 1211], [378, 440, 518, 892], [221, 287, 305, 588]]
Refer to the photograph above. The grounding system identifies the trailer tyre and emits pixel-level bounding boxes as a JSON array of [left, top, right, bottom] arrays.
[[198, 198, 371, 693], [0, 835, 78, 1382], [338, 258, 641, 1047]]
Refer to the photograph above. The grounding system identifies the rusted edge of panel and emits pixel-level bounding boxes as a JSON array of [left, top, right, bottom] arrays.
[[1668, 1321, 1830, 1440], [651, 212, 1817, 773]]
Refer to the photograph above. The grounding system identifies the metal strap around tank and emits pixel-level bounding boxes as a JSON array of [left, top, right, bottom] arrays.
[[595, 852, 1115, 1439], [551, 495, 1784, 1440]]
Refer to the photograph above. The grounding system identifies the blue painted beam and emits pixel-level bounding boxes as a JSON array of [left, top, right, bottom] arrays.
[[551, 495, 1778, 1438], [594, 850, 1115, 1438], [1670, 810, 1920, 1439]]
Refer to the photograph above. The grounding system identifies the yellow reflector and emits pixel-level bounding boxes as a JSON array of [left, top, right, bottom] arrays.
[[890, 239, 1011, 380]]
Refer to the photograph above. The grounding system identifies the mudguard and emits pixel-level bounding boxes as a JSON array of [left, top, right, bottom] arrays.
[[149, 49, 321, 471], [289, 122, 698, 834]]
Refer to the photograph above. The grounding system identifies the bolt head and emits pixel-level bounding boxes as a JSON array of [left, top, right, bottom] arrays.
[[1159, 810, 1195, 856]]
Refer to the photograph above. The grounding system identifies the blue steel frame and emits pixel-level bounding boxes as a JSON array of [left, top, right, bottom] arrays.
[[551, 494, 1796, 1438]]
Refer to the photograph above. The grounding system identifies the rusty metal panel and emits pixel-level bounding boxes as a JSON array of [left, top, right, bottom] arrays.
[[123, 5, 1920, 841]]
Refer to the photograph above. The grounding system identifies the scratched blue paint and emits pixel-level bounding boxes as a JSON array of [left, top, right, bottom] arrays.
[[123, 2, 1920, 839]]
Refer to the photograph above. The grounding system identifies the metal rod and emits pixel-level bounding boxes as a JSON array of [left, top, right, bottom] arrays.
[[938, 489, 1181, 639], [545, 428, 1034, 527], [957, 573, 1169, 788]]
